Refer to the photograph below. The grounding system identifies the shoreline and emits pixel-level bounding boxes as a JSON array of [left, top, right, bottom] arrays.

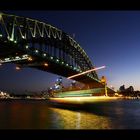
[[0, 96, 140, 102], [0, 96, 140, 100]]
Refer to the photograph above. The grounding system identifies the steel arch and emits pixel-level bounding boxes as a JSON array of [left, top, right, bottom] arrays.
[[0, 12, 101, 85]]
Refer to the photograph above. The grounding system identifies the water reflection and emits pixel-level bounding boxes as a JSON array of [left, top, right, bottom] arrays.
[[49, 107, 113, 129], [0, 100, 140, 129], [0, 100, 53, 129], [76, 112, 81, 129]]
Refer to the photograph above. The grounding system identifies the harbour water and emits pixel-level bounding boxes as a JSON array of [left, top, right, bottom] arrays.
[[0, 98, 140, 129]]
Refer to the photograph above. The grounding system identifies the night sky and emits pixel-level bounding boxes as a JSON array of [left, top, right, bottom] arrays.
[[0, 11, 140, 93]]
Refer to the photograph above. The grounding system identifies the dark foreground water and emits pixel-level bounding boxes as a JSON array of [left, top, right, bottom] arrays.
[[0, 99, 140, 129]]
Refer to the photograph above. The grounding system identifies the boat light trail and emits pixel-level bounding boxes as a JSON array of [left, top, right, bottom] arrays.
[[67, 66, 106, 79]]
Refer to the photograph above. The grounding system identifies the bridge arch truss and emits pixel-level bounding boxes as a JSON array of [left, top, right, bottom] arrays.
[[0, 12, 100, 83]]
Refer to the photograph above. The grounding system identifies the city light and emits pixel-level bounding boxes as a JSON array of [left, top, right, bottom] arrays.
[[15, 56, 20, 59], [35, 50, 39, 53], [43, 53, 46, 56], [22, 54, 28, 58], [44, 63, 48, 66], [28, 57, 32, 61], [25, 45, 29, 49], [67, 66, 106, 79], [16, 66, 20, 70]]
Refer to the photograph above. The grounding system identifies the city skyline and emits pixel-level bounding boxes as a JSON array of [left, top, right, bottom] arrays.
[[0, 11, 140, 93]]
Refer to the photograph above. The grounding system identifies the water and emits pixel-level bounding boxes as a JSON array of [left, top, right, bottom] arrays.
[[0, 99, 140, 129]]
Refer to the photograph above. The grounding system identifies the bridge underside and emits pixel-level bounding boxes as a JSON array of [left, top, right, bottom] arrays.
[[0, 41, 103, 88]]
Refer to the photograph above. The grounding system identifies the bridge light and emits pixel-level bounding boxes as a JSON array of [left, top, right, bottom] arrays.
[[61, 61, 64, 64], [22, 36, 25, 39], [56, 59, 59, 62], [66, 64, 69, 66], [7, 36, 13, 41], [50, 56, 53, 59], [44, 63, 48, 67], [5, 58, 10, 61], [22, 54, 28, 58], [74, 67, 76, 70], [14, 40, 17, 43], [0, 34, 2, 37], [9, 37, 14, 41], [53, 35, 56, 39], [43, 53, 46, 57], [35, 50, 38, 53], [15, 56, 20, 59], [25, 45, 29, 49]]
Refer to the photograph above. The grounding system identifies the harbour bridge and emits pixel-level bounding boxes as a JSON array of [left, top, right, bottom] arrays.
[[0, 12, 114, 95]]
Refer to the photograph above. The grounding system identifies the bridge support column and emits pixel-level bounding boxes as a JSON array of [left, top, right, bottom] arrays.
[[105, 83, 108, 96]]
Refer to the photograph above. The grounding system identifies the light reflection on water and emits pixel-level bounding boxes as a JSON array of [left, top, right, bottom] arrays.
[[49, 107, 112, 129], [0, 99, 140, 129]]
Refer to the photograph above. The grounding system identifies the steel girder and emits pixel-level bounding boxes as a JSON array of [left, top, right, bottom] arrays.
[[0, 12, 99, 81]]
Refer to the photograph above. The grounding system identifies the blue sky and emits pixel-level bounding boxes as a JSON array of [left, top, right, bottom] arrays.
[[0, 11, 140, 93]]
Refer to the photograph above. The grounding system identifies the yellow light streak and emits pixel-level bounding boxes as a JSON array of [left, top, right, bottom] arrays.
[[67, 66, 106, 79], [49, 96, 120, 104]]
